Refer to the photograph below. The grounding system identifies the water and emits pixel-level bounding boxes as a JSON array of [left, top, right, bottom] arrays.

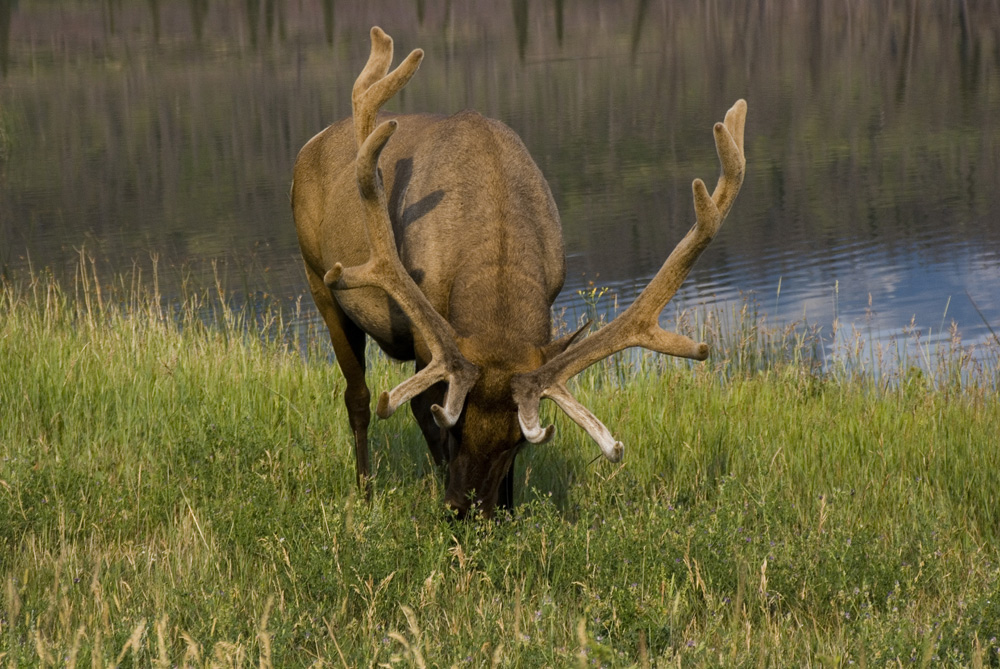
[[2, 0, 999, 359]]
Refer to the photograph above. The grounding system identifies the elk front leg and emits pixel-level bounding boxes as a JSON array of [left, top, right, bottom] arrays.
[[307, 268, 372, 493], [410, 375, 449, 468], [496, 459, 516, 513]]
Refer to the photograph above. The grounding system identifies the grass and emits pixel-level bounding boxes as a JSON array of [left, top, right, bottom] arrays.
[[1, 261, 1000, 667]]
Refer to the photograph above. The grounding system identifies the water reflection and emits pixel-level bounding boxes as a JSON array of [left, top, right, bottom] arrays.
[[0, 0, 13, 77], [1, 0, 998, 358]]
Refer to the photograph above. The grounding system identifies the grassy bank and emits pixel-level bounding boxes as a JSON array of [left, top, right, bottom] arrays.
[[2, 266, 1000, 667]]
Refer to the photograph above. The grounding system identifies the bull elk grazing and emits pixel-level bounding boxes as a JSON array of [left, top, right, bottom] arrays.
[[291, 27, 747, 519]]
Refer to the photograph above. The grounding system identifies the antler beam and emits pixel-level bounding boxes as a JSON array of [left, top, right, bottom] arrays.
[[512, 99, 748, 460], [324, 27, 480, 428]]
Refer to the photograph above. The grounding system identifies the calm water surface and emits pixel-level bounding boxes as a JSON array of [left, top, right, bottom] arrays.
[[2, 1, 999, 359]]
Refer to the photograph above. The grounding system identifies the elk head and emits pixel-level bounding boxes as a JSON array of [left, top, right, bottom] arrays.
[[293, 28, 747, 518]]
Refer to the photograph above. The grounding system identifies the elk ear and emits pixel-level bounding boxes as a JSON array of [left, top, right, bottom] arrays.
[[541, 321, 590, 362]]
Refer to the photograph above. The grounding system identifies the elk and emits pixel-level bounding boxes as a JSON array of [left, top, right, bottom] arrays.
[[291, 27, 746, 518]]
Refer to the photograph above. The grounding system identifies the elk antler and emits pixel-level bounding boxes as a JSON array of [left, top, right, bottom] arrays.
[[324, 27, 480, 428], [511, 99, 748, 461]]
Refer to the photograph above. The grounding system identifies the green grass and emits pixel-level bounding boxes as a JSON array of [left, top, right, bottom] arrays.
[[2, 263, 1000, 667]]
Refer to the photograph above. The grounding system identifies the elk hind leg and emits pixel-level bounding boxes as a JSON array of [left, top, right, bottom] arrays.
[[307, 269, 372, 493]]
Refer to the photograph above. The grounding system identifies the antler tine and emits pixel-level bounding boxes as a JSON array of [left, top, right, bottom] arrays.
[[352, 27, 425, 148], [513, 99, 748, 459], [326, 28, 479, 428], [352, 28, 393, 105]]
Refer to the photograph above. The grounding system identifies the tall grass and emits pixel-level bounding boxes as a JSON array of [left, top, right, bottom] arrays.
[[2, 261, 999, 666]]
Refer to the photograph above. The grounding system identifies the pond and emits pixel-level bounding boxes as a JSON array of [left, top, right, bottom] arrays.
[[2, 0, 999, 362]]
